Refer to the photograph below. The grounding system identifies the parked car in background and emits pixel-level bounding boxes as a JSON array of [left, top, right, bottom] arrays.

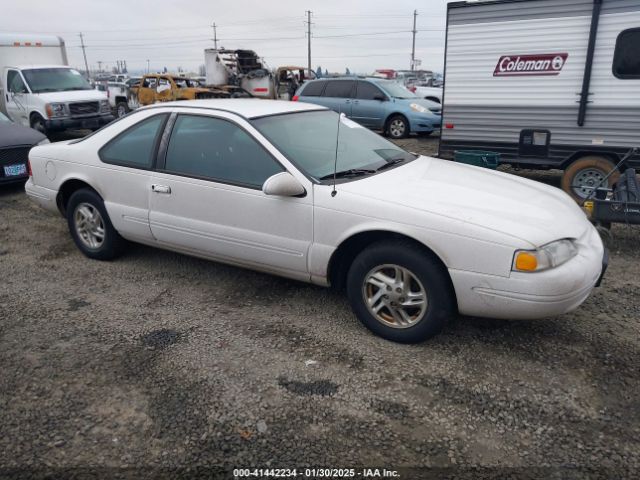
[[95, 81, 139, 118], [294, 77, 441, 138], [25, 99, 606, 343], [0, 110, 48, 184], [0, 33, 113, 135], [133, 74, 227, 106]]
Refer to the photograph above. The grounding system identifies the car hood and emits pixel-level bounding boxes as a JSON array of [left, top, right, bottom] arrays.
[[35, 90, 107, 102], [337, 156, 589, 247], [0, 121, 46, 147]]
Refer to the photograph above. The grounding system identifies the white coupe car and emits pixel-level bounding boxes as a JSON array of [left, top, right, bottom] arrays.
[[25, 99, 606, 343]]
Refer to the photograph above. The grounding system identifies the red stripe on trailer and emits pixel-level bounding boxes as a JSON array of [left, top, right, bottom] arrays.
[[24, 42, 32, 46], [13, 42, 20, 46], [253, 87, 268, 92]]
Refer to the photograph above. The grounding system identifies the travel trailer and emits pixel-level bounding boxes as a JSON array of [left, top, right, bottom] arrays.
[[439, 0, 640, 201]]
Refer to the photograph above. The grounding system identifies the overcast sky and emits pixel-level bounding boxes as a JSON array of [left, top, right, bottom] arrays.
[[1, 0, 449, 75]]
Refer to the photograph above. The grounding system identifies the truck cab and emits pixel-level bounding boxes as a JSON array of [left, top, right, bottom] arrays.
[[0, 34, 113, 135], [3, 65, 113, 134]]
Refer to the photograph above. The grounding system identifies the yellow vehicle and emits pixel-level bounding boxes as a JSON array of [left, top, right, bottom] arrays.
[[134, 74, 226, 106]]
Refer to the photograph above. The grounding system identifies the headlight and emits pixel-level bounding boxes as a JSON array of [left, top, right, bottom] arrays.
[[409, 103, 428, 113], [45, 103, 67, 118], [36, 138, 50, 146], [512, 239, 578, 272], [99, 100, 111, 113]]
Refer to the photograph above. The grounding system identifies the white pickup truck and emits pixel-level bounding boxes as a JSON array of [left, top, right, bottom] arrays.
[[0, 33, 113, 135]]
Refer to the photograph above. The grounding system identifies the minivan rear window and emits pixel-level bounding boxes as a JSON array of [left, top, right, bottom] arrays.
[[301, 81, 326, 96]]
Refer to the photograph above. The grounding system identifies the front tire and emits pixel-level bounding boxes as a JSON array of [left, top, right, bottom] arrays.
[[67, 189, 126, 260], [30, 114, 48, 136], [346, 241, 455, 343], [386, 115, 409, 139]]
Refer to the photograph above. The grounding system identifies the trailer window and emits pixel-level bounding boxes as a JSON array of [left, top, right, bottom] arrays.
[[613, 28, 640, 79]]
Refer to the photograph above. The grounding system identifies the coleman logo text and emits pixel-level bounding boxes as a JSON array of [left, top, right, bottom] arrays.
[[494, 53, 569, 77]]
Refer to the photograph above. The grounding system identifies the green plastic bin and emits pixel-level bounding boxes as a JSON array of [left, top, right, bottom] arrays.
[[454, 150, 500, 169]]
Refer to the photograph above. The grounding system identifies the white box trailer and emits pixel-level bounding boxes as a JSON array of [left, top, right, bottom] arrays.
[[439, 0, 640, 201], [0, 33, 112, 135]]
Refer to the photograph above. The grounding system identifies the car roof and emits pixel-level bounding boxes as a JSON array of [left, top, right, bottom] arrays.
[[144, 99, 327, 119]]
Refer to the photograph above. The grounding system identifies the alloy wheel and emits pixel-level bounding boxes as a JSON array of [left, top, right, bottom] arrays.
[[362, 264, 428, 329], [74, 202, 105, 249]]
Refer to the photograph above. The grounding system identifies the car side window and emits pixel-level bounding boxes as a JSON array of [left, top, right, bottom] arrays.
[[142, 77, 157, 88], [356, 81, 384, 100], [164, 115, 284, 188], [7, 71, 27, 94], [322, 81, 355, 98], [301, 80, 326, 96], [613, 28, 640, 79], [99, 114, 167, 168]]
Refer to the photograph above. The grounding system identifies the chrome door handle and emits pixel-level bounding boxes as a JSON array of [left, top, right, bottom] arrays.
[[151, 184, 171, 194]]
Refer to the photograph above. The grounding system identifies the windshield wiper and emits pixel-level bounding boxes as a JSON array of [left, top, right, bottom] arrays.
[[375, 158, 406, 172], [319, 168, 376, 180], [65, 87, 90, 91]]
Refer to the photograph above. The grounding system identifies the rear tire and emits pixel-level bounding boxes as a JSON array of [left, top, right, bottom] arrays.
[[346, 240, 455, 343], [386, 115, 409, 139], [115, 101, 129, 118], [66, 188, 126, 260], [562, 156, 620, 203]]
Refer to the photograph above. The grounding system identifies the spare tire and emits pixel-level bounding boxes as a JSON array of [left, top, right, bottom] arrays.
[[561, 156, 620, 203]]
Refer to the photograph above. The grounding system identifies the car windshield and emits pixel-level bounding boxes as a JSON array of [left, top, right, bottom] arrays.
[[22, 68, 91, 93], [252, 110, 416, 181], [375, 80, 416, 99]]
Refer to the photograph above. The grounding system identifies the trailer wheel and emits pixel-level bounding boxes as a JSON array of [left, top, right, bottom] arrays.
[[115, 101, 129, 118], [562, 156, 620, 203]]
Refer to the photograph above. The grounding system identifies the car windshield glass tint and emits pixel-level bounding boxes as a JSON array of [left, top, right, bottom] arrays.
[[375, 80, 416, 99], [22, 68, 91, 93], [253, 110, 416, 180]]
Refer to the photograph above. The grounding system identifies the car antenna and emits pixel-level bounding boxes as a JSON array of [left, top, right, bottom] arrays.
[[331, 109, 342, 197]]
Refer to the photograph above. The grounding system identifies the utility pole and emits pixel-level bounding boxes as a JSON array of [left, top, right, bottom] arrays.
[[79, 32, 90, 78], [306, 10, 312, 73], [97, 60, 102, 72], [211, 22, 218, 50], [147, 59, 150, 74], [410, 10, 418, 71]]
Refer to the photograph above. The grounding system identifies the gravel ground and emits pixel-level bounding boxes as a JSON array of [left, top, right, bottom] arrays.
[[1, 133, 639, 479]]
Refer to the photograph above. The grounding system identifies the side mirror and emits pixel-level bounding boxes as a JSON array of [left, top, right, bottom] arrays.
[[262, 172, 306, 197], [373, 94, 386, 101]]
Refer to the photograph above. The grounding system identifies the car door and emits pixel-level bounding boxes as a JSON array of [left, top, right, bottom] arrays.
[[156, 77, 174, 103], [5, 70, 30, 126], [137, 76, 157, 105], [96, 111, 169, 242], [320, 80, 355, 117], [351, 81, 387, 128], [148, 111, 314, 278]]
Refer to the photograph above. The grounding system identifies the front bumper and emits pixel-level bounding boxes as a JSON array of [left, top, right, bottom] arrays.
[[407, 112, 441, 133], [44, 114, 114, 132], [450, 225, 605, 320]]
